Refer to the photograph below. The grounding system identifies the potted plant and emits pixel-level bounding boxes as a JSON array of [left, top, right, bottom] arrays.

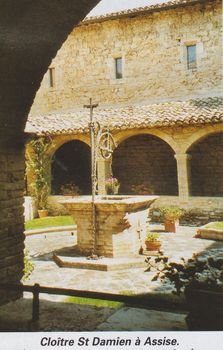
[[60, 182, 81, 196], [131, 183, 154, 195], [105, 176, 120, 195], [144, 232, 162, 251], [145, 253, 223, 330], [26, 137, 52, 217], [160, 206, 184, 232]]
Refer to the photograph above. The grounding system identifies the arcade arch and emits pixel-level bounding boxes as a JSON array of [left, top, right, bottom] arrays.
[[188, 132, 223, 197], [112, 134, 178, 196], [0, 0, 100, 303], [51, 140, 91, 195]]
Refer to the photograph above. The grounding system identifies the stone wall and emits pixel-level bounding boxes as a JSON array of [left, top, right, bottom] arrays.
[[31, 0, 222, 115], [0, 147, 25, 304], [150, 196, 223, 226]]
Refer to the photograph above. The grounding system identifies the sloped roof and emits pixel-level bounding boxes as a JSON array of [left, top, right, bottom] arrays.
[[26, 97, 223, 136], [84, 0, 208, 24]]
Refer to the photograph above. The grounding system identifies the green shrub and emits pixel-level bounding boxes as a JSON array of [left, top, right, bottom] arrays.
[[22, 250, 34, 281], [160, 206, 184, 220], [145, 232, 160, 242]]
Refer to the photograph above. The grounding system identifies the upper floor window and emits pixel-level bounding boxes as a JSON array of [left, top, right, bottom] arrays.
[[49, 67, 55, 87], [187, 45, 196, 69], [115, 57, 123, 79]]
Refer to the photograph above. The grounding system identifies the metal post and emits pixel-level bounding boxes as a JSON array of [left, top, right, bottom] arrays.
[[84, 99, 98, 256], [32, 283, 40, 322]]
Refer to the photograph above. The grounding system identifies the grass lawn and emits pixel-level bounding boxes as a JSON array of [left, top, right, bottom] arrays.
[[205, 222, 223, 230], [25, 215, 75, 231], [65, 290, 135, 309], [66, 296, 124, 309]]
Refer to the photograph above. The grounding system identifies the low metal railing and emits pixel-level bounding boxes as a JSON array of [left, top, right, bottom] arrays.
[[0, 283, 186, 322]]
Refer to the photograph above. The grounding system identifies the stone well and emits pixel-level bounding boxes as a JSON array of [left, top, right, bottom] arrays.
[[60, 195, 158, 258]]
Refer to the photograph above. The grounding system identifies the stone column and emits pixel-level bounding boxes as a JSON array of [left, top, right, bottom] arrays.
[[175, 153, 192, 202], [97, 157, 112, 195], [0, 142, 25, 304]]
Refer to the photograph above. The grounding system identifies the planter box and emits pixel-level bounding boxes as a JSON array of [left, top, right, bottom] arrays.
[[196, 225, 223, 241]]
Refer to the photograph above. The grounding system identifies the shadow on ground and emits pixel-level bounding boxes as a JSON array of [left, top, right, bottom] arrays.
[[0, 297, 116, 332], [31, 245, 80, 261], [0, 296, 187, 332]]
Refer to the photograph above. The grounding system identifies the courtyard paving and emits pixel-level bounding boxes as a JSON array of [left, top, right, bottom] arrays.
[[0, 224, 222, 331], [24, 224, 222, 295]]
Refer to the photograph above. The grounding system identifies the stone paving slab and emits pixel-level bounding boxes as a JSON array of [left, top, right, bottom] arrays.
[[96, 307, 187, 331]]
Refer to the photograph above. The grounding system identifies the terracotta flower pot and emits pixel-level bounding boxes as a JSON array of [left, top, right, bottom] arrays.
[[164, 219, 179, 233], [38, 209, 48, 218], [145, 240, 161, 251]]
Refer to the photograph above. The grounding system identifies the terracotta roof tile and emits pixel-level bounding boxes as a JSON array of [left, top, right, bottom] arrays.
[[26, 97, 223, 136], [83, 0, 206, 24]]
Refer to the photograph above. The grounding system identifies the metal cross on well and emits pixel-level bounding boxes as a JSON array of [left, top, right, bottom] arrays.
[[83, 98, 116, 258], [84, 98, 98, 202], [84, 98, 98, 258]]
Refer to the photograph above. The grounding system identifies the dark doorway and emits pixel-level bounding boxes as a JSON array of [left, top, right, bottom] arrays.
[[112, 134, 178, 195], [52, 140, 91, 195], [189, 132, 223, 197]]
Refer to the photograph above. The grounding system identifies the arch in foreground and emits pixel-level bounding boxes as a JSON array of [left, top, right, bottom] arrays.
[[0, 0, 100, 304]]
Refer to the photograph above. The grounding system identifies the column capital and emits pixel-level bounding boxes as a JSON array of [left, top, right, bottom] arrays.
[[174, 152, 192, 161]]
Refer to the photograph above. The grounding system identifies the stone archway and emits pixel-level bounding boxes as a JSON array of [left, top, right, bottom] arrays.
[[0, 0, 100, 304], [52, 140, 91, 195], [188, 132, 223, 197], [112, 134, 178, 195]]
